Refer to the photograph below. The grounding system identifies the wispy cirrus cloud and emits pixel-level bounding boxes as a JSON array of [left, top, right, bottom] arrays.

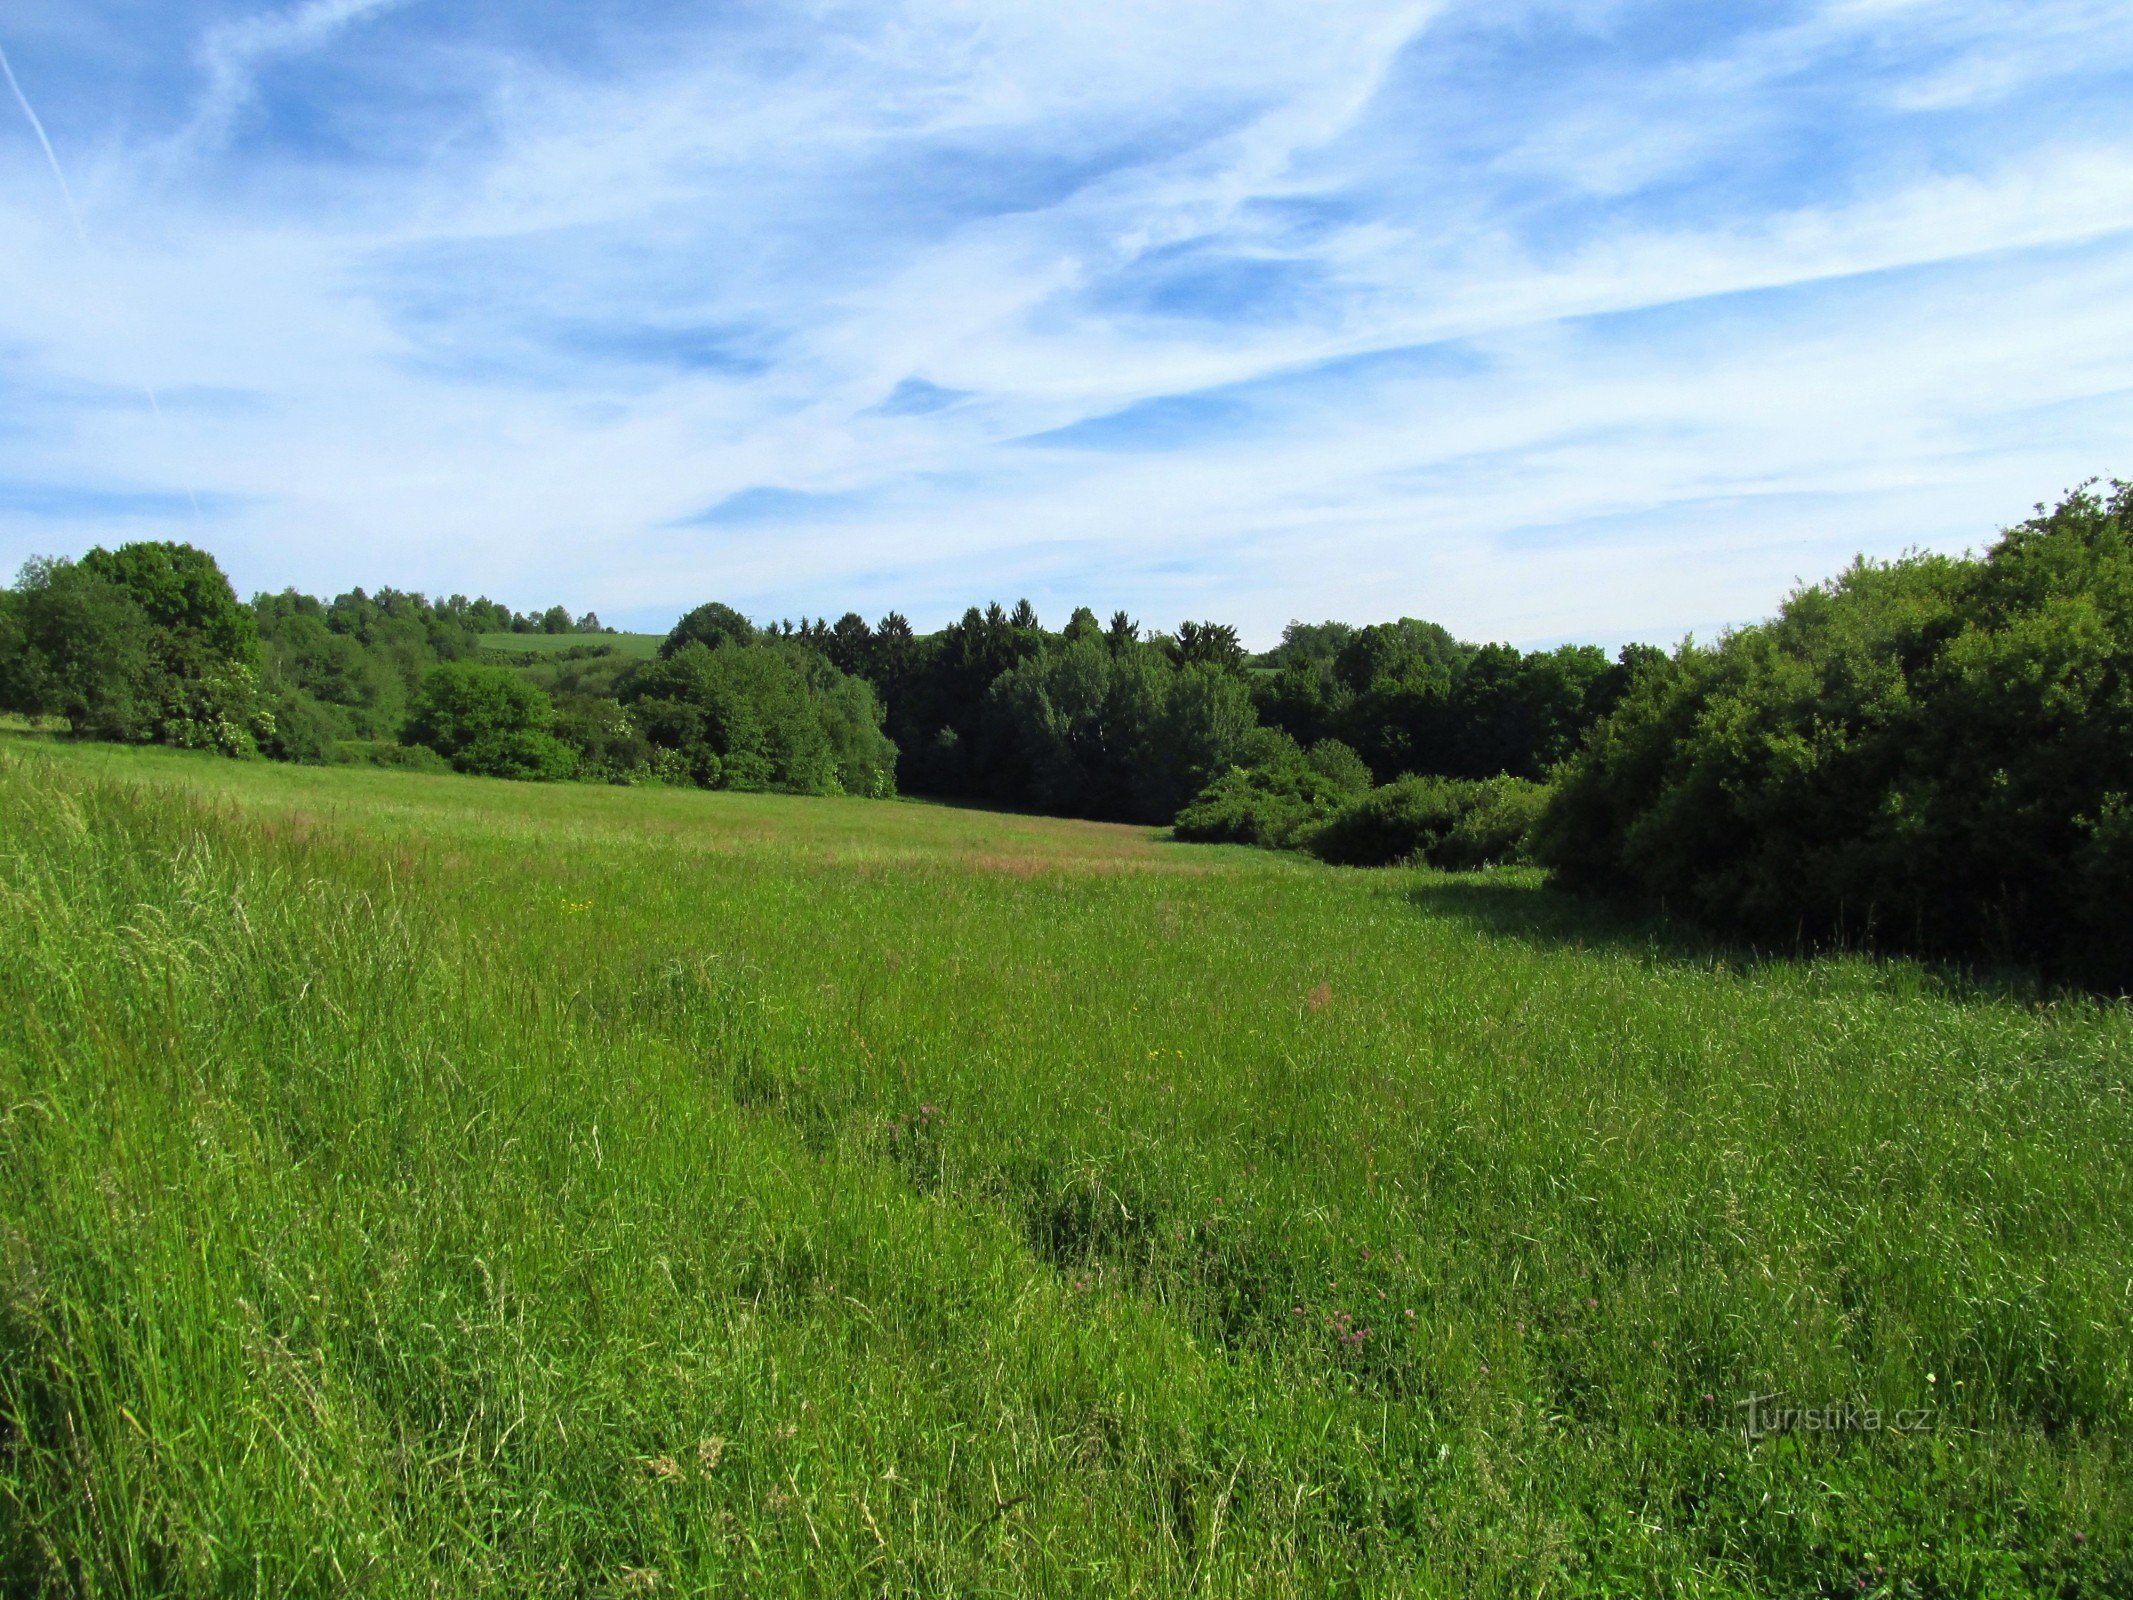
[[1, 0, 2130, 643], [182, 0, 406, 148]]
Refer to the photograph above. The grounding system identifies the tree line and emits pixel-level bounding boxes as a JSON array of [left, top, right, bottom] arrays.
[[0, 549, 1643, 815], [1536, 480, 2133, 988], [2, 475, 2127, 984]]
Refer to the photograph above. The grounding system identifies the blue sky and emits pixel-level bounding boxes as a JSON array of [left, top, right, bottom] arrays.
[[3, 0, 2132, 645]]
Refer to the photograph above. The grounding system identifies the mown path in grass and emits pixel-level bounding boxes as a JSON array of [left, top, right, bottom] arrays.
[[2, 737, 2128, 1597]]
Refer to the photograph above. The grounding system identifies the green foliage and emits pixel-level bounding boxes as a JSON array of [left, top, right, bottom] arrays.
[[662, 601, 759, 657], [550, 691, 654, 782], [1176, 734, 1549, 868], [404, 661, 577, 780], [3, 740, 2128, 1593], [1, 557, 162, 739], [156, 663, 272, 758], [77, 540, 260, 670], [983, 641, 1259, 822], [1248, 618, 1637, 785], [1, 544, 269, 753], [1168, 619, 1247, 671], [328, 738, 454, 773], [1173, 733, 1372, 848], [1538, 482, 2133, 986], [1432, 775, 1554, 870], [253, 585, 485, 745], [259, 683, 344, 764], [622, 639, 895, 796], [806, 662, 899, 798], [1308, 774, 1549, 868], [638, 598, 1636, 828]]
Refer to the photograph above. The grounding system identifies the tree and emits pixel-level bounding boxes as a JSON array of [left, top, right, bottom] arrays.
[[1269, 620, 1356, 670], [1174, 620, 1246, 672], [0, 586, 25, 711], [661, 602, 758, 657], [988, 637, 1137, 816], [78, 541, 259, 672], [1, 558, 159, 740], [827, 612, 874, 679], [1140, 663, 1258, 817], [3, 543, 268, 754], [1537, 481, 2133, 985], [621, 640, 895, 796], [404, 661, 576, 780]]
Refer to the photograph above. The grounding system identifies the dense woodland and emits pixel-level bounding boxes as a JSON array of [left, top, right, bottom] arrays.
[[3, 478, 2128, 984]]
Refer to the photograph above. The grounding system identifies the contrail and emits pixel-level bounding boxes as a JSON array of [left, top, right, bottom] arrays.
[[0, 37, 88, 252], [0, 33, 202, 517]]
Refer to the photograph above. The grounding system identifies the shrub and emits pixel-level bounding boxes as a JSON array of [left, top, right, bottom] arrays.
[[261, 688, 346, 764], [1173, 735, 1372, 849], [1307, 775, 1547, 869], [457, 730, 579, 782], [330, 739, 453, 773], [1435, 778, 1552, 870], [1, 544, 263, 751], [552, 692, 653, 782], [1174, 768, 1320, 849], [158, 664, 272, 758], [1536, 481, 2133, 987], [404, 662, 576, 780], [620, 640, 895, 797]]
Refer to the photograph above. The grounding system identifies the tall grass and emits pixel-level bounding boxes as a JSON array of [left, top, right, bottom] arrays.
[[2, 739, 2128, 1596]]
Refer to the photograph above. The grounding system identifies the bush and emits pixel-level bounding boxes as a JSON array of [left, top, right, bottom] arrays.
[[1307, 775, 1547, 868], [457, 730, 579, 782], [157, 664, 272, 758], [1, 544, 262, 751], [1173, 735, 1372, 848], [1536, 481, 2133, 987], [1433, 777, 1552, 870], [552, 692, 653, 783], [1173, 768, 1320, 849], [404, 662, 575, 780], [621, 640, 895, 797], [261, 688, 347, 764]]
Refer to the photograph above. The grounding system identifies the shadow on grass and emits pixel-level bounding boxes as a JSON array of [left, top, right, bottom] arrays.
[[1406, 872, 2074, 1009], [1408, 874, 1711, 962]]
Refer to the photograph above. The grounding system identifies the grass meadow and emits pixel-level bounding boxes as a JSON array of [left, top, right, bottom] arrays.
[[1, 734, 2128, 1596], [476, 633, 665, 659]]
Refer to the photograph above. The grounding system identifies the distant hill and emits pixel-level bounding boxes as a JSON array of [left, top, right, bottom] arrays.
[[477, 631, 664, 659]]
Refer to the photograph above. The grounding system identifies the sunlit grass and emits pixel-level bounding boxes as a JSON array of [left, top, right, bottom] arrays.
[[2, 735, 2127, 1596], [477, 632, 665, 659]]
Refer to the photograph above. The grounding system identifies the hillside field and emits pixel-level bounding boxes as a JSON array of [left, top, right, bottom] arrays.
[[478, 631, 666, 659], [1, 736, 2128, 1596]]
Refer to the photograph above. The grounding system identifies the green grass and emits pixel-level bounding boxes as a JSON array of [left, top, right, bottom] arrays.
[[477, 631, 665, 658], [2, 737, 2128, 1597]]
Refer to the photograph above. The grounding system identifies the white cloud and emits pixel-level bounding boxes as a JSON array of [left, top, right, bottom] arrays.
[[1, 0, 2130, 645], [184, 0, 407, 148]]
